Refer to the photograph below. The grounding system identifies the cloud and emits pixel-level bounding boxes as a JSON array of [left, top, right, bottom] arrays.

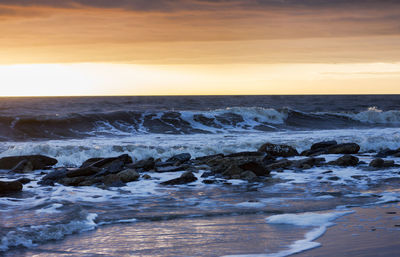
[[1, 0, 399, 12]]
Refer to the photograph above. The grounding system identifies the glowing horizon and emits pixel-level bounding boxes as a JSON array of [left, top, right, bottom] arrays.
[[0, 1, 399, 95]]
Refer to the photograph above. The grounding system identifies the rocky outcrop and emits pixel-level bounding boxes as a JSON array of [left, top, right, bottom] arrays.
[[0, 180, 23, 194], [329, 155, 359, 166], [369, 158, 397, 168], [302, 142, 360, 156], [258, 143, 298, 157], [161, 171, 197, 185], [0, 155, 58, 171]]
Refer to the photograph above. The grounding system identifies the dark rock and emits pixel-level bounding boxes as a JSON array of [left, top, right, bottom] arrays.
[[330, 155, 359, 166], [327, 176, 340, 181], [322, 170, 333, 174], [80, 158, 103, 168], [376, 148, 400, 158], [222, 165, 243, 178], [351, 175, 366, 180], [226, 152, 265, 158], [66, 166, 100, 178], [59, 176, 86, 186], [155, 165, 186, 173], [369, 158, 397, 168], [41, 168, 68, 181], [258, 143, 298, 157], [369, 158, 385, 168], [293, 157, 325, 169], [0, 180, 23, 194], [17, 178, 31, 184], [81, 154, 132, 169], [161, 171, 197, 185], [201, 171, 214, 178], [203, 179, 217, 184], [128, 158, 155, 171], [240, 170, 257, 181], [167, 153, 191, 164], [0, 155, 58, 170], [311, 140, 337, 150], [193, 114, 222, 128], [327, 143, 360, 154], [103, 174, 125, 187], [11, 160, 34, 173], [195, 154, 224, 162], [117, 169, 139, 183], [264, 159, 293, 171], [238, 161, 269, 176], [142, 174, 152, 180]]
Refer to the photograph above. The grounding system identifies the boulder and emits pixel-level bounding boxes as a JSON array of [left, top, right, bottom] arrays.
[[221, 165, 242, 178], [293, 157, 325, 169], [369, 158, 396, 168], [161, 171, 197, 185], [226, 152, 265, 158], [327, 143, 360, 154], [330, 155, 359, 166], [11, 160, 34, 173], [117, 169, 140, 183], [103, 174, 125, 187], [166, 153, 191, 164], [80, 154, 132, 169], [0, 180, 23, 194], [258, 143, 298, 157], [66, 166, 100, 178], [17, 178, 31, 184], [264, 159, 293, 171], [0, 155, 57, 170], [128, 157, 155, 171], [238, 161, 269, 176], [240, 170, 257, 181], [311, 140, 338, 150], [376, 148, 400, 158]]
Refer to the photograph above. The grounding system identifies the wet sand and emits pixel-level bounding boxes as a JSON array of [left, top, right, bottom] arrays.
[[295, 203, 400, 257]]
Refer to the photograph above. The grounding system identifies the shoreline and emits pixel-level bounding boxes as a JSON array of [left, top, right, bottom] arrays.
[[294, 203, 400, 257]]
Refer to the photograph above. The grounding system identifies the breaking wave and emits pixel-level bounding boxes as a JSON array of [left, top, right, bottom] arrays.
[[0, 107, 399, 141]]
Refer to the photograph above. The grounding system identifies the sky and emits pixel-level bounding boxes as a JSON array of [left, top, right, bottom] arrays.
[[0, 0, 400, 96]]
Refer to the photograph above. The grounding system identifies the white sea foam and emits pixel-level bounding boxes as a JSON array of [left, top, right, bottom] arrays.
[[0, 212, 97, 252], [1, 127, 399, 167], [222, 211, 353, 257]]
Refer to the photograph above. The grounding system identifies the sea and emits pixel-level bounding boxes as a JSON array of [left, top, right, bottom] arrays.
[[1, 95, 400, 256]]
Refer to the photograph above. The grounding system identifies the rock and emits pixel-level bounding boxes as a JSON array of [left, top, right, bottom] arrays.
[[369, 158, 397, 168], [195, 154, 224, 162], [142, 174, 152, 180], [81, 154, 132, 169], [103, 174, 125, 187], [117, 169, 139, 183], [203, 179, 217, 184], [327, 143, 360, 154], [155, 165, 186, 173], [264, 159, 293, 171], [17, 178, 31, 184], [161, 171, 197, 185], [222, 165, 243, 178], [128, 158, 155, 171], [0, 180, 23, 194], [376, 148, 400, 158], [327, 176, 340, 181], [166, 153, 191, 164], [293, 157, 325, 169], [226, 152, 265, 158], [0, 155, 57, 170], [41, 168, 68, 181], [258, 143, 298, 157], [238, 161, 269, 176], [59, 176, 87, 186], [11, 160, 34, 173], [240, 170, 257, 181], [330, 155, 359, 166], [311, 140, 338, 150], [66, 166, 100, 178]]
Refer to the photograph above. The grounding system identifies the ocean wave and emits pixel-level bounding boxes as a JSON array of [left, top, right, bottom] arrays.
[[0, 107, 399, 141], [0, 212, 97, 252]]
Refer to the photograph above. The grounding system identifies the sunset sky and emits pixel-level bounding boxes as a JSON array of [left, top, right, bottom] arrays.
[[1, 0, 400, 96]]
